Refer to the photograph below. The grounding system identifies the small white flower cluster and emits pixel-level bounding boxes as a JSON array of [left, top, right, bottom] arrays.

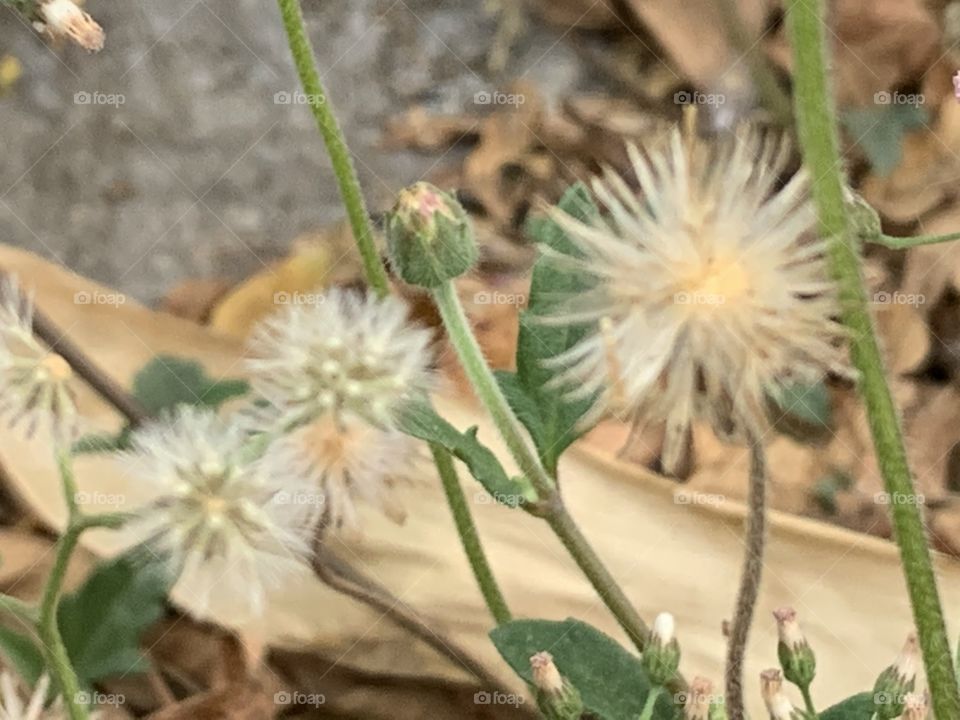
[[0, 278, 433, 622], [34, 0, 104, 52]]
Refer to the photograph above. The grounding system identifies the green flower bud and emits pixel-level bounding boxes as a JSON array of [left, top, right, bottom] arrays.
[[386, 182, 478, 288], [844, 187, 882, 243], [643, 612, 681, 687], [872, 634, 918, 720], [774, 607, 816, 690], [530, 651, 583, 720]]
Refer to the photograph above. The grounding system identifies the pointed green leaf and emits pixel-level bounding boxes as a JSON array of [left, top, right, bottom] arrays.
[[820, 692, 874, 719], [398, 402, 535, 508], [490, 618, 674, 720], [515, 184, 600, 474], [58, 554, 172, 684], [132, 356, 249, 416], [0, 626, 44, 686]]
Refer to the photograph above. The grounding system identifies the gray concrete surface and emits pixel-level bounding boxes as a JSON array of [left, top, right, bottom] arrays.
[[0, 0, 588, 302]]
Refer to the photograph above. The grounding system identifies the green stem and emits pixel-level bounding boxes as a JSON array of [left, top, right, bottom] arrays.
[[801, 685, 817, 717], [431, 281, 555, 498], [430, 442, 512, 625], [274, 0, 390, 298], [786, 3, 960, 718], [872, 231, 960, 250], [638, 686, 662, 720], [430, 280, 662, 663]]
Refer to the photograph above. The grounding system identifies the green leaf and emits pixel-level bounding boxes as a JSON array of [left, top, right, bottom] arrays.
[[58, 554, 172, 685], [515, 184, 601, 474], [398, 402, 535, 508], [495, 371, 547, 452], [840, 103, 928, 176], [71, 431, 129, 455], [0, 626, 44, 687], [132, 356, 249, 416], [490, 618, 674, 720], [770, 382, 833, 442], [820, 692, 874, 720]]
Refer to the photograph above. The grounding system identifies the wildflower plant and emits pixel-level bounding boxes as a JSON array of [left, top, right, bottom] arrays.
[[0, 0, 958, 718]]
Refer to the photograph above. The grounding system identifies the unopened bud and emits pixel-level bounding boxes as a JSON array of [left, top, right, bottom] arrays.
[[643, 612, 681, 687], [760, 669, 803, 720], [774, 607, 816, 690], [36, 0, 104, 52], [843, 187, 882, 243], [684, 677, 712, 720], [386, 182, 477, 288], [530, 652, 583, 720], [872, 634, 918, 720]]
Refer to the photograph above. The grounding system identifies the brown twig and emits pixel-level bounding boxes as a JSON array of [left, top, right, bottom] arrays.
[[724, 436, 768, 720], [311, 539, 514, 698], [30, 304, 149, 426]]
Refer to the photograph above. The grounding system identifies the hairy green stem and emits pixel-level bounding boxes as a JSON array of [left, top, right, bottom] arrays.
[[638, 686, 662, 720], [801, 685, 817, 717], [872, 231, 960, 250], [431, 443, 512, 625], [787, 2, 960, 717], [275, 0, 389, 298], [431, 280, 670, 675]]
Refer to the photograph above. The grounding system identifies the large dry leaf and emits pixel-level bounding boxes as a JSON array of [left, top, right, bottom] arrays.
[[2, 246, 960, 716]]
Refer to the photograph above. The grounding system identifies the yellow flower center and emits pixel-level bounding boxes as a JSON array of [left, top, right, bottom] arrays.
[[38, 353, 73, 381], [677, 255, 751, 308]]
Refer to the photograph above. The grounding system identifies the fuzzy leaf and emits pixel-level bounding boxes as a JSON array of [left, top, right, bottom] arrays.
[[515, 184, 600, 474], [495, 371, 547, 452], [0, 626, 44, 687], [490, 618, 674, 720], [398, 402, 535, 508], [819, 692, 874, 719], [58, 554, 172, 684], [132, 355, 249, 416], [840, 103, 927, 177]]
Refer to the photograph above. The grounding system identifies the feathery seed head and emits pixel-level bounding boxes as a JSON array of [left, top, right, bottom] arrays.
[[36, 0, 104, 52], [121, 407, 313, 620], [246, 289, 434, 432], [0, 276, 79, 443], [258, 414, 421, 535], [543, 128, 847, 475]]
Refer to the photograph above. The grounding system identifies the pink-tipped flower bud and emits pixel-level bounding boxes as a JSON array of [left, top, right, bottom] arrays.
[[683, 677, 713, 720], [529, 652, 583, 720], [872, 634, 918, 719], [774, 607, 816, 690], [901, 692, 929, 720], [760, 669, 802, 720]]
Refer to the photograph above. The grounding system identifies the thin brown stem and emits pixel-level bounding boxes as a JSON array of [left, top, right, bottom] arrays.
[[311, 541, 512, 697], [30, 304, 149, 426], [724, 437, 767, 720]]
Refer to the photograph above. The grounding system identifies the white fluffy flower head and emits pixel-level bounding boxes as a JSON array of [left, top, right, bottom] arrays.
[[545, 128, 846, 473], [36, 0, 104, 52], [0, 673, 79, 720], [0, 277, 79, 442], [260, 414, 421, 536], [121, 407, 313, 619], [246, 289, 433, 432]]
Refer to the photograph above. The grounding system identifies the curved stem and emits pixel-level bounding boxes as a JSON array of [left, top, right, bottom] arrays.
[[431, 281, 555, 498], [638, 686, 662, 720], [872, 231, 960, 250], [310, 543, 512, 696], [724, 440, 767, 720], [274, 0, 390, 298], [801, 684, 817, 717], [431, 443, 512, 625], [786, 3, 960, 717]]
